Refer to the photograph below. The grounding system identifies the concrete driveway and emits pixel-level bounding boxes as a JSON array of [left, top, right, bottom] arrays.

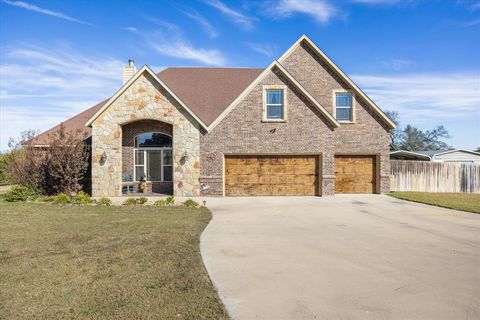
[[201, 195, 480, 320]]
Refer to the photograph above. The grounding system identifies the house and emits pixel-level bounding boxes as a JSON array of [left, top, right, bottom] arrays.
[[390, 149, 480, 163], [32, 35, 396, 197]]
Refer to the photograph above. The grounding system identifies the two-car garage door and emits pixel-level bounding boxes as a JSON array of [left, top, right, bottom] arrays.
[[224, 154, 376, 196], [225, 155, 319, 196]]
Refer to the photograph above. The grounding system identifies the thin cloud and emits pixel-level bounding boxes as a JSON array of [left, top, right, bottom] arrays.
[[203, 0, 255, 30], [263, 0, 338, 24], [142, 21, 226, 66], [381, 58, 413, 71], [462, 18, 480, 27], [350, 0, 404, 4], [0, 44, 123, 149], [245, 42, 276, 57], [122, 27, 138, 32], [149, 40, 226, 66], [178, 7, 219, 38], [351, 72, 480, 123], [1, 0, 93, 26]]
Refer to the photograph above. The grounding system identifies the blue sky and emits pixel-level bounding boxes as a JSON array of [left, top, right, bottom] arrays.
[[0, 0, 479, 150]]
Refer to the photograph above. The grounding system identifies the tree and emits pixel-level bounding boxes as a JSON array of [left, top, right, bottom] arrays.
[[386, 111, 451, 151], [7, 125, 89, 194], [8, 129, 39, 150], [385, 111, 401, 149]]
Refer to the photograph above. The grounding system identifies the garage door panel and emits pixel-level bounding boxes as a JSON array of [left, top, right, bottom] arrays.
[[335, 155, 376, 194], [225, 155, 319, 196]]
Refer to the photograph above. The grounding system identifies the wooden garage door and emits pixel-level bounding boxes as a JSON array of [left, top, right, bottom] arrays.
[[334, 155, 376, 193], [225, 155, 319, 196]]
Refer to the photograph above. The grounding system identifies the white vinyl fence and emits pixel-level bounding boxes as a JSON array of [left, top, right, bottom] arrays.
[[390, 160, 480, 193]]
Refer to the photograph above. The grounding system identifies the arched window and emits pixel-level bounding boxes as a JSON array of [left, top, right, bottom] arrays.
[[134, 133, 172, 182], [134, 132, 172, 148]]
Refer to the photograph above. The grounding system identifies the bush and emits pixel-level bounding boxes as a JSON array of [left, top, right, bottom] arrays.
[[96, 197, 112, 206], [53, 193, 71, 204], [165, 196, 175, 205], [123, 197, 137, 206], [183, 199, 199, 208], [154, 196, 175, 207], [153, 199, 168, 206], [7, 125, 89, 195], [137, 197, 148, 205], [4, 185, 36, 202], [71, 191, 92, 204]]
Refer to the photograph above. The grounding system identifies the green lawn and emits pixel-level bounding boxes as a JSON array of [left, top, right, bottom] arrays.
[[0, 202, 229, 319], [389, 192, 480, 213]]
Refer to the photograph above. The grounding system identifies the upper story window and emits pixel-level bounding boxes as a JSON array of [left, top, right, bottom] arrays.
[[335, 92, 353, 121], [266, 89, 284, 120]]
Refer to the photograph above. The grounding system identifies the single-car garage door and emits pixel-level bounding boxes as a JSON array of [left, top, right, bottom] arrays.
[[225, 155, 319, 196], [334, 155, 376, 193]]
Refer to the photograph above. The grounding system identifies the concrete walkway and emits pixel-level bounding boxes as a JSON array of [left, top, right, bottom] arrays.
[[201, 195, 480, 320]]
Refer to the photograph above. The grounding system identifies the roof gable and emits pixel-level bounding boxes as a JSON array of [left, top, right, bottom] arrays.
[[208, 61, 340, 130], [279, 35, 396, 129], [85, 66, 209, 129]]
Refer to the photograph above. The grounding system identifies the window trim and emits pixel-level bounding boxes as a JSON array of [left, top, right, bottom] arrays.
[[332, 89, 356, 123], [262, 85, 287, 122], [133, 132, 173, 183]]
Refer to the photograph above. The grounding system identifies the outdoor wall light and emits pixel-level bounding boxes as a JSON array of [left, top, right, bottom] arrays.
[[100, 151, 107, 163], [182, 151, 188, 161]]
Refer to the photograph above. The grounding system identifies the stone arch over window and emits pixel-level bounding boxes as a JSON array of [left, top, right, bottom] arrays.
[[121, 120, 174, 194]]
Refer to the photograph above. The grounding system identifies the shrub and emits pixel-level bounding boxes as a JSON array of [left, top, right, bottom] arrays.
[[165, 196, 175, 205], [123, 197, 137, 206], [37, 195, 55, 202], [137, 197, 148, 205], [0, 152, 13, 184], [153, 199, 168, 206], [53, 193, 71, 204], [4, 185, 36, 202], [7, 125, 89, 195], [154, 196, 175, 207], [183, 199, 199, 208], [96, 197, 112, 206], [71, 191, 92, 204]]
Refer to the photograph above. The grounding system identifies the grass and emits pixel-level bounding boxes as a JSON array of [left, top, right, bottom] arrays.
[[0, 202, 229, 319], [389, 192, 480, 213]]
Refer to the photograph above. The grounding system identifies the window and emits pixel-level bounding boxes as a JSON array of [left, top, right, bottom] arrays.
[[135, 132, 172, 148], [134, 132, 172, 182], [335, 92, 352, 121], [266, 89, 284, 120]]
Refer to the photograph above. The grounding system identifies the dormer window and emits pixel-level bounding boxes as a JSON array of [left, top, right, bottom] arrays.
[[263, 86, 287, 122]]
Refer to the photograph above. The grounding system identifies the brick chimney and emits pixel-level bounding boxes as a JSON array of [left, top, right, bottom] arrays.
[[122, 59, 137, 84]]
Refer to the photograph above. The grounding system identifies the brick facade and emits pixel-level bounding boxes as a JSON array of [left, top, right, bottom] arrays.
[[199, 43, 391, 195], [280, 42, 391, 193], [200, 66, 336, 196]]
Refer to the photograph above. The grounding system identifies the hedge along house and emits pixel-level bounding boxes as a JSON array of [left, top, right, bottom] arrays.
[[33, 35, 396, 197]]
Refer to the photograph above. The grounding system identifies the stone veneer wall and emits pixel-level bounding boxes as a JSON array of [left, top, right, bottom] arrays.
[[200, 66, 336, 196], [280, 42, 392, 193], [91, 72, 201, 197]]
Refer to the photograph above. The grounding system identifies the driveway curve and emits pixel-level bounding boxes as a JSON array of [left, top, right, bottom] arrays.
[[201, 195, 480, 320]]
